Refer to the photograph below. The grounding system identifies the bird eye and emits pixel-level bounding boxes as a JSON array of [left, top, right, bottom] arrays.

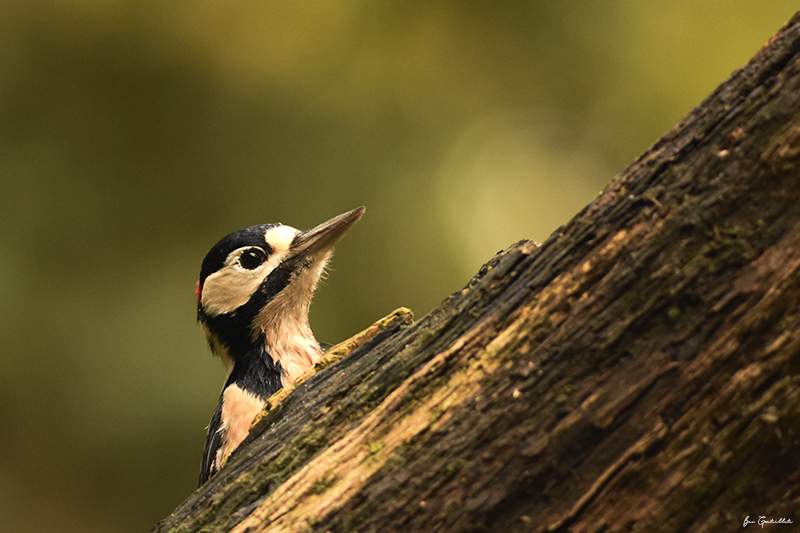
[[239, 249, 266, 270]]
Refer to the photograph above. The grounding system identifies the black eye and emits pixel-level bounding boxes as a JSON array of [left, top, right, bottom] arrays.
[[239, 249, 266, 270]]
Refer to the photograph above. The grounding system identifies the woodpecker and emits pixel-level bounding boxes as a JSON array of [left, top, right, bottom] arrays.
[[195, 206, 365, 485]]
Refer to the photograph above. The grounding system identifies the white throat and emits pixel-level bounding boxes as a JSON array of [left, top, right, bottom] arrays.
[[252, 253, 330, 386]]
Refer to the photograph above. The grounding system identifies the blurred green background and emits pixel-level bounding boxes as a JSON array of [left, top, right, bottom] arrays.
[[0, 1, 795, 531]]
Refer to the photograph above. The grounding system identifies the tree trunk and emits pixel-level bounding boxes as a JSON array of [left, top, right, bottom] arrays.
[[154, 13, 800, 533]]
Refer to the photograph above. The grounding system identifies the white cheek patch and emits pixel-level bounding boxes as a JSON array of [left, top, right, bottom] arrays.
[[200, 225, 300, 316], [201, 264, 274, 316]]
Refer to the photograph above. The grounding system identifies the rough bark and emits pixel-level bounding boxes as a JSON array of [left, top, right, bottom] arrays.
[[154, 13, 800, 533]]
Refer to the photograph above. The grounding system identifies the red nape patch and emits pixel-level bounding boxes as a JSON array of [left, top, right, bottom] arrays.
[[196, 280, 203, 306]]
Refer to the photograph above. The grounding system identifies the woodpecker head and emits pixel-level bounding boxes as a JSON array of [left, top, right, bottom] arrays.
[[196, 206, 365, 386]]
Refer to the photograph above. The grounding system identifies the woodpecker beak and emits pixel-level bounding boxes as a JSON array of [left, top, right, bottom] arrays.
[[286, 206, 366, 266]]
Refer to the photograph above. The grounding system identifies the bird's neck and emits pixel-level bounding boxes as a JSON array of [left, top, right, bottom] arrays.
[[216, 321, 321, 397], [258, 310, 322, 388], [201, 306, 322, 394], [225, 343, 284, 399], [251, 283, 324, 388]]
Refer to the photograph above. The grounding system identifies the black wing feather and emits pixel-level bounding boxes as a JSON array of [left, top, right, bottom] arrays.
[[199, 395, 225, 486]]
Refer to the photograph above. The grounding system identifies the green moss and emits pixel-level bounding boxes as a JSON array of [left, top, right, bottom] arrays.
[[268, 425, 330, 476], [443, 458, 466, 482], [700, 222, 759, 275], [367, 439, 384, 455], [300, 426, 329, 453], [273, 444, 300, 471], [310, 472, 339, 495], [383, 453, 406, 471], [315, 358, 333, 370], [428, 406, 445, 426]]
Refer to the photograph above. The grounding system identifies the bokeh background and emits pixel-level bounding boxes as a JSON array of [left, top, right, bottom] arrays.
[[0, 2, 796, 531]]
